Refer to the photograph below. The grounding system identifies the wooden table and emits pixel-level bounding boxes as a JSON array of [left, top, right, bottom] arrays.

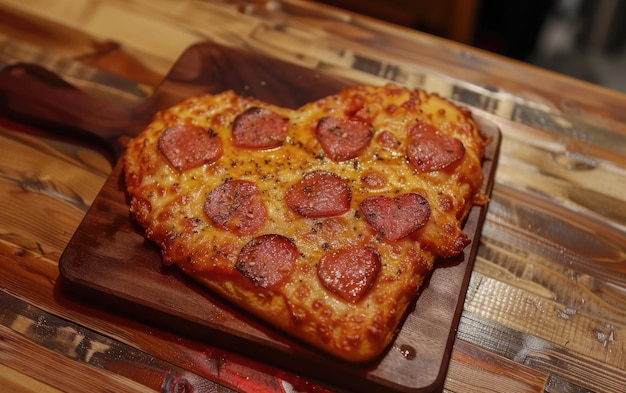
[[1, 1, 625, 392]]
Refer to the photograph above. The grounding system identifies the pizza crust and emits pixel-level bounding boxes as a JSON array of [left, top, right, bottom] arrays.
[[123, 84, 487, 362]]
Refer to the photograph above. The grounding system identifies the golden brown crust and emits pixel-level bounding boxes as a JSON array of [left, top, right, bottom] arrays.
[[122, 84, 486, 362]]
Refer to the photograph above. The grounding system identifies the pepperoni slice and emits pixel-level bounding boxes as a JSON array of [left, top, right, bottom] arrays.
[[359, 193, 430, 241], [406, 131, 465, 173], [376, 130, 401, 149], [361, 170, 387, 189], [236, 234, 299, 288], [317, 246, 381, 303], [158, 125, 223, 171], [204, 180, 267, 235], [232, 107, 289, 149], [407, 121, 438, 139], [315, 116, 374, 161], [285, 171, 351, 218]]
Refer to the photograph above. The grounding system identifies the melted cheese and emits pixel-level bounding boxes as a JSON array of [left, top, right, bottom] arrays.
[[123, 84, 486, 362]]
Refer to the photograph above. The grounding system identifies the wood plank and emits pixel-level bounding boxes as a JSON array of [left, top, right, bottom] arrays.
[[0, 127, 108, 259], [0, 176, 528, 393], [0, 289, 241, 393], [445, 340, 548, 393], [3, 0, 626, 164], [0, 363, 64, 393], [2, 0, 626, 131], [3, 1, 624, 228], [0, 2, 625, 393], [0, 324, 160, 393], [48, 41, 496, 393], [457, 311, 626, 393], [0, 117, 326, 393], [458, 255, 626, 393]]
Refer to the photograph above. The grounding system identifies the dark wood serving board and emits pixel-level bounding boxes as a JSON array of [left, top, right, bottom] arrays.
[[52, 42, 500, 393]]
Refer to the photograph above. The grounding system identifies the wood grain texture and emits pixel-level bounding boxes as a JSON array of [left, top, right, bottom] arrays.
[[0, 325, 157, 393], [0, 124, 295, 393], [445, 340, 548, 393], [0, 1, 625, 393], [0, 130, 107, 261], [53, 42, 498, 393], [0, 287, 240, 393], [0, 362, 65, 393], [2, 0, 625, 130]]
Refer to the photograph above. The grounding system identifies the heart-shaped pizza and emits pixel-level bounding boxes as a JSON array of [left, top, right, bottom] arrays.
[[122, 84, 487, 362]]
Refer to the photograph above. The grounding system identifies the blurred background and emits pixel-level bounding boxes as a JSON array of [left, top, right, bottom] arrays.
[[317, 0, 626, 93]]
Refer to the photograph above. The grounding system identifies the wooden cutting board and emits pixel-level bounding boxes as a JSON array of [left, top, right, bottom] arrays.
[[55, 41, 500, 393]]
